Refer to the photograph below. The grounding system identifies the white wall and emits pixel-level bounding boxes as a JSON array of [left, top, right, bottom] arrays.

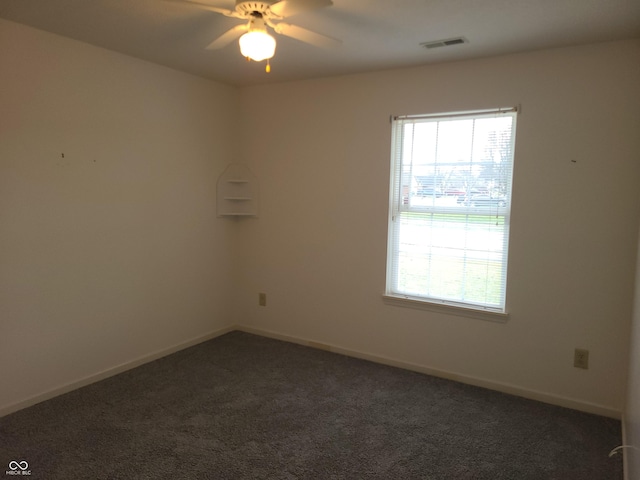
[[626, 229, 640, 477], [0, 20, 238, 414], [236, 39, 640, 416]]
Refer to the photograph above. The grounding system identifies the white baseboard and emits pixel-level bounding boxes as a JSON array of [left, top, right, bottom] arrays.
[[0, 325, 235, 418], [237, 325, 622, 420]]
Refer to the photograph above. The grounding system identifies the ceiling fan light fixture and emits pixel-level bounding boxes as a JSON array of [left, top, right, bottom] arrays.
[[239, 30, 276, 61], [239, 16, 276, 62]]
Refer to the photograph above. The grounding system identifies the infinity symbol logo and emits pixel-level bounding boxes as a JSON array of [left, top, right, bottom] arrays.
[[8, 461, 28, 471]]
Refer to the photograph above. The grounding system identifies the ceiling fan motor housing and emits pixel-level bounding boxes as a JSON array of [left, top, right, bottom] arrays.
[[235, 1, 278, 16]]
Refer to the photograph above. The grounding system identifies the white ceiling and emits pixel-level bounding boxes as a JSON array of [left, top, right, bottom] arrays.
[[1, 0, 639, 86]]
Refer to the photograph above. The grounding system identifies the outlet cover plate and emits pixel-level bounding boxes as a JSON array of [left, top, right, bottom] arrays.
[[574, 348, 589, 369]]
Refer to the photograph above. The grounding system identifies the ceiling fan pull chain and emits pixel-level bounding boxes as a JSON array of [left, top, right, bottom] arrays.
[[266, 59, 271, 73]]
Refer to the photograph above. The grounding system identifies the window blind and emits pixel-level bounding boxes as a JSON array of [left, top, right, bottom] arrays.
[[386, 108, 517, 313]]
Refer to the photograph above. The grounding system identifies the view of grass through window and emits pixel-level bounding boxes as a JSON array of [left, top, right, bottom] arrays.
[[396, 213, 505, 306]]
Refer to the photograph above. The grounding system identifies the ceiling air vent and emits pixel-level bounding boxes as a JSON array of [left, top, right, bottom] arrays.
[[421, 37, 468, 50]]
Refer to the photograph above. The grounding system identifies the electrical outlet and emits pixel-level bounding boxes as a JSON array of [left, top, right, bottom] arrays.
[[574, 348, 589, 369], [259, 293, 266, 307]]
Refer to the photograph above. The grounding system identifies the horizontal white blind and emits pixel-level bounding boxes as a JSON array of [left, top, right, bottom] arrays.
[[387, 108, 517, 313]]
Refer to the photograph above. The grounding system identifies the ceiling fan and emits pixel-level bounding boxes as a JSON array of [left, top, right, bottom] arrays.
[[176, 0, 341, 72]]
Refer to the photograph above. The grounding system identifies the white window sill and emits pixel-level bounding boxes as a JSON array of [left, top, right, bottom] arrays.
[[382, 294, 509, 323]]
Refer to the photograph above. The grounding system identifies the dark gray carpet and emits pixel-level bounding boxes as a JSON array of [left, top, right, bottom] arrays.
[[1, 331, 622, 479]]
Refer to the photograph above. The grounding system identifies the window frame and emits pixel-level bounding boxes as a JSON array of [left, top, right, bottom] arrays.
[[384, 107, 518, 320]]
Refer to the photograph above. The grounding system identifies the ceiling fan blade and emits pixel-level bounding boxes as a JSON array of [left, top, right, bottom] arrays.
[[273, 23, 341, 48], [269, 0, 333, 18], [206, 23, 249, 49], [170, 0, 243, 18]]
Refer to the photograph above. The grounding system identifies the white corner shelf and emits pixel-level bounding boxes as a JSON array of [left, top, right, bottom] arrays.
[[217, 164, 259, 217]]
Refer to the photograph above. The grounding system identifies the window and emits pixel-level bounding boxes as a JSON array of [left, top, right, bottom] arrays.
[[385, 108, 518, 315]]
